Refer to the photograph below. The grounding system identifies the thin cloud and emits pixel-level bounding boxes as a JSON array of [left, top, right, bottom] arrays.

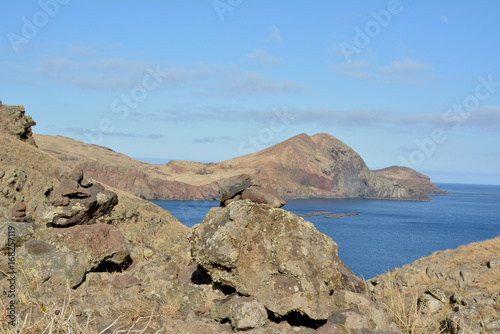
[[36, 56, 190, 89], [218, 71, 304, 96], [133, 105, 500, 131], [330, 59, 434, 85], [270, 25, 283, 44], [63, 127, 163, 139], [248, 49, 283, 66]]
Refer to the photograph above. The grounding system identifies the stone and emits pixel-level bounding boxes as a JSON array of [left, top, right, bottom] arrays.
[[23, 239, 55, 255], [241, 179, 286, 208], [219, 177, 252, 204], [487, 258, 500, 268], [36, 223, 130, 271], [0, 222, 34, 254], [10, 201, 27, 222], [211, 294, 267, 330], [16, 246, 88, 288], [54, 160, 84, 183], [58, 179, 91, 198], [219, 175, 285, 208], [110, 274, 141, 288], [426, 283, 446, 302], [316, 322, 340, 333], [191, 200, 367, 320], [418, 294, 442, 314], [49, 183, 118, 226], [328, 309, 370, 331]]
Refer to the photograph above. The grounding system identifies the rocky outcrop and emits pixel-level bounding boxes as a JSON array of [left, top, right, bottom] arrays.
[[190, 200, 401, 332], [369, 237, 500, 333], [0, 102, 37, 147], [45, 161, 118, 226], [374, 166, 447, 196], [34, 133, 443, 201], [219, 174, 285, 208]]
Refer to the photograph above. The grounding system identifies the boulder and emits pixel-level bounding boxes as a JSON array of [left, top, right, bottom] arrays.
[[49, 183, 118, 226], [16, 241, 88, 288], [219, 177, 252, 205], [211, 294, 267, 330], [36, 223, 130, 271], [219, 175, 285, 208], [0, 221, 34, 254], [54, 160, 84, 183], [190, 200, 366, 320]]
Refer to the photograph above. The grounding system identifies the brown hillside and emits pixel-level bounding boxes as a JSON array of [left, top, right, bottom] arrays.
[[34, 132, 443, 201]]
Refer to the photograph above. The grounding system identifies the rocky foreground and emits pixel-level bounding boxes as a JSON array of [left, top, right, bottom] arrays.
[[1, 102, 498, 334], [34, 130, 446, 201], [369, 237, 500, 333]]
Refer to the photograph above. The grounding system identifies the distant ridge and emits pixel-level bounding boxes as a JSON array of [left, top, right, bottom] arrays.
[[34, 132, 445, 201]]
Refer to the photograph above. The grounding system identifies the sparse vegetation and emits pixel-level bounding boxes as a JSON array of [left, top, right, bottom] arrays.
[[195, 167, 214, 175]]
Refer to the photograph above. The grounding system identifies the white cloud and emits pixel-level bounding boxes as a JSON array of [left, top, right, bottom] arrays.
[[440, 15, 448, 22], [248, 49, 283, 66]]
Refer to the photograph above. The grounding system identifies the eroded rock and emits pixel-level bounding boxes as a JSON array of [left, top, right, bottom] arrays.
[[191, 200, 366, 320]]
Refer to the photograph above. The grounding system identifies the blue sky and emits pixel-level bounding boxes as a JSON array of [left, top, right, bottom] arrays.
[[1, 0, 499, 185]]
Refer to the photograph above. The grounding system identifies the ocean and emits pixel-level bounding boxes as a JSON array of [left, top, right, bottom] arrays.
[[150, 183, 500, 279]]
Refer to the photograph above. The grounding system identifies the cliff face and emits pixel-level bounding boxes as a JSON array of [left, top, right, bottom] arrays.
[[35, 132, 443, 201], [374, 166, 448, 196]]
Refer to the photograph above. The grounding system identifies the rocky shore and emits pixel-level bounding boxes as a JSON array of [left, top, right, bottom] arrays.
[[1, 102, 498, 333]]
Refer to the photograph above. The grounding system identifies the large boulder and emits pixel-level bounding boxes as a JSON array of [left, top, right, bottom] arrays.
[[16, 240, 88, 288], [36, 223, 130, 271], [190, 200, 366, 320], [219, 175, 285, 208]]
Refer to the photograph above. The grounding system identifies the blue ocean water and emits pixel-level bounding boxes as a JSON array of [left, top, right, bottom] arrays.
[[151, 183, 500, 279]]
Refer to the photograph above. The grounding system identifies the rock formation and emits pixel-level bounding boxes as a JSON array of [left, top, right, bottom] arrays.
[[369, 237, 500, 333], [190, 199, 401, 332], [34, 132, 445, 201], [45, 161, 118, 226], [0, 103, 37, 147], [373, 166, 448, 196], [219, 174, 286, 207]]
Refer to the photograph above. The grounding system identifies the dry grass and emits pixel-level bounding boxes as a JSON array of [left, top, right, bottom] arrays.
[[381, 272, 444, 334], [0, 265, 181, 334]]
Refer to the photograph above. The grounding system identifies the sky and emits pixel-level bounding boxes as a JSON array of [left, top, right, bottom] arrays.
[[1, 0, 500, 185]]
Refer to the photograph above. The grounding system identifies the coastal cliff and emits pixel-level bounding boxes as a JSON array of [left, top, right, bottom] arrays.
[[34, 132, 443, 201]]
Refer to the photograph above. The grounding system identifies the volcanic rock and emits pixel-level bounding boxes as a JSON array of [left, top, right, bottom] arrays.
[[190, 199, 400, 333], [211, 294, 268, 330], [219, 175, 285, 208], [0, 221, 34, 254], [0, 104, 37, 146], [36, 223, 130, 270]]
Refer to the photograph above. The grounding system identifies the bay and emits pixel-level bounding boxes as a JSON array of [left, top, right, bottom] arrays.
[[150, 183, 500, 279]]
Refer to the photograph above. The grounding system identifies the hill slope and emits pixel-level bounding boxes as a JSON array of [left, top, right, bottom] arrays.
[[35, 132, 443, 201]]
